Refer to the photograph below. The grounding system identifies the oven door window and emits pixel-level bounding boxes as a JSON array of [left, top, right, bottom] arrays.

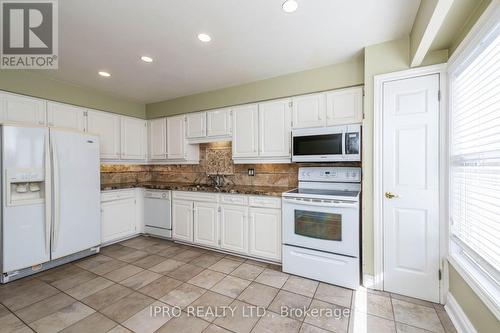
[[294, 210, 342, 241], [293, 133, 343, 155]]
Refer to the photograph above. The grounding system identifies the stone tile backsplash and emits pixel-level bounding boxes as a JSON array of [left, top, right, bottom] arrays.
[[101, 142, 360, 188]]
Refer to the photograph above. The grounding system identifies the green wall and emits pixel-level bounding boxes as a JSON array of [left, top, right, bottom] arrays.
[[449, 265, 500, 332], [0, 70, 145, 118], [449, 0, 492, 54], [146, 57, 364, 118]]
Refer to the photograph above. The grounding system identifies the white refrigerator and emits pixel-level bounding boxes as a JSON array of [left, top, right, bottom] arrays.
[[1, 125, 101, 283]]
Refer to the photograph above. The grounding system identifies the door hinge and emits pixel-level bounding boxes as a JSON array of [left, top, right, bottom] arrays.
[[438, 90, 441, 101], [218, 207, 221, 212], [288, 101, 293, 108], [438, 269, 442, 280]]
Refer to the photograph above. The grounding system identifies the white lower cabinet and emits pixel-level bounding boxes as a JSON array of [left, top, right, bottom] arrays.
[[249, 207, 281, 261], [101, 190, 137, 244], [220, 204, 248, 254], [172, 199, 194, 243], [169, 191, 282, 262], [193, 202, 219, 248]]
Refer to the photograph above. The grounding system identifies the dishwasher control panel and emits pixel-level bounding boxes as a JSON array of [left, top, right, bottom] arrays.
[[144, 190, 170, 199]]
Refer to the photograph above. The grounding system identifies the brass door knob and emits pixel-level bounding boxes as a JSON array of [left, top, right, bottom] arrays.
[[385, 192, 398, 199]]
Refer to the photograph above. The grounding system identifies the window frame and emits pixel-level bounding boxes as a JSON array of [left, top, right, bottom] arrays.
[[447, 2, 500, 319]]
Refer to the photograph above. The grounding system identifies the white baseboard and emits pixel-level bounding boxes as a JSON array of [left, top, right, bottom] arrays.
[[363, 274, 376, 289], [445, 293, 477, 333]]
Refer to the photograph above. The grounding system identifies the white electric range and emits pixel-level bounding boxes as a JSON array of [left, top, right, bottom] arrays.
[[282, 167, 361, 290]]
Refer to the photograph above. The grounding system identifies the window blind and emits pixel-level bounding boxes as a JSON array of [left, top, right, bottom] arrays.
[[450, 24, 500, 280]]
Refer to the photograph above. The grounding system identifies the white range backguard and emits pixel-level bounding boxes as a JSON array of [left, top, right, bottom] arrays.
[[2, 126, 50, 272], [50, 129, 100, 260]]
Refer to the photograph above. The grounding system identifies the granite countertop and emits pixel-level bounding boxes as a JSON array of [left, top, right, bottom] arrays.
[[101, 182, 294, 197]]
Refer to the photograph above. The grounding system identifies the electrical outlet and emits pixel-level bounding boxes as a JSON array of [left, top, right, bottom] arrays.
[[248, 168, 255, 176]]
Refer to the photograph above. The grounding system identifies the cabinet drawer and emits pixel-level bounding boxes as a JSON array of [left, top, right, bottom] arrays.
[[101, 189, 135, 202], [172, 191, 218, 202], [220, 194, 248, 206], [248, 196, 281, 209]]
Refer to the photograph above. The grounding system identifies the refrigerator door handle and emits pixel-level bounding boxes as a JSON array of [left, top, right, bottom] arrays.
[[44, 134, 52, 254], [51, 137, 61, 251]]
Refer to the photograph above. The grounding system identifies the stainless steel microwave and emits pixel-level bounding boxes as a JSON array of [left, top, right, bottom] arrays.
[[292, 124, 361, 162]]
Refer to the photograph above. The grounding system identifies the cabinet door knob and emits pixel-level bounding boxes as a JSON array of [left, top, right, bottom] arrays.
[[385, 192, 398, 199]]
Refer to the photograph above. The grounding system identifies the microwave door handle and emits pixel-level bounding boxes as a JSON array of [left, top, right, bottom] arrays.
[[283, 198, 357, 208], [342, 131, 346, 157]]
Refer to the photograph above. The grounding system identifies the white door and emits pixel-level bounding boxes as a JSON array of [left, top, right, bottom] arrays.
[[50, 130, 101, 260], [207, 108, 231, 137], [326, 87, 363, 125], [121, 117, 147, 160], [47, 102, 86, 131], [193, 202, 219, 248], [101, 198, 137, 244], [86, 110, 120, 159], [167, 115, 186, 160], [1, 126, 50, 272], [249, 208, 281, 261], [148, 118, 167, 160], [259, 99, 291, 157], [172, 199, 193, 242], [220, 204, 248, 254], [232, 104, 259, 158], [186, 112, 206, 138], [291, 93, 326, 129], [0, 93, 46, 126], [382, 74, 440, 302]]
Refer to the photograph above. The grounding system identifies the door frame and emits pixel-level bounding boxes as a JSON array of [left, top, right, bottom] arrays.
[[373, 63, 448, 303]]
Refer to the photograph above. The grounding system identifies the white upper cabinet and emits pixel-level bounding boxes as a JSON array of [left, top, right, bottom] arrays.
[[207, 108, 231, 138], [166, 115, 199, 163], [186, 112, 206, 138], [121, 117, 147, 160], [292, 92, 326, 129], [259, 99, 291, 157], [47, 102, 86, 131], [0, 92, 46, 126], [232, 104, 259, 158], [148, 118, 167, 160], [167, 115, 186, 160], [186, 108, 232, 143], [87, 110, 121, 160], [325, 87, 363, 125]]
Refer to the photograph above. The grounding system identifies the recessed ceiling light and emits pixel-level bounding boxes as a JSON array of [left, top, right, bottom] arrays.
[[98, 71, 111, 77], [140, 56, 153, 63], [282, 0, 298, 13], [197, 33, 211, 42]]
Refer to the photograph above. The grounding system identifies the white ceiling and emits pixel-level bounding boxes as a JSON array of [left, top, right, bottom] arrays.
[[45, 0, 420, 103]]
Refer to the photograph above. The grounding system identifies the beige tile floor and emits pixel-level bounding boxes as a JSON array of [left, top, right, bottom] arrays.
[[0, 236, 457, 333]]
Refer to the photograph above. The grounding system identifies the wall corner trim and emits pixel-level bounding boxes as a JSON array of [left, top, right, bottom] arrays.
[[445, 293, 478, 333]]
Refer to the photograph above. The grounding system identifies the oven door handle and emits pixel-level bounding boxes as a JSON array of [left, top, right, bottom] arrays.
[[282, 198, 358, 208]]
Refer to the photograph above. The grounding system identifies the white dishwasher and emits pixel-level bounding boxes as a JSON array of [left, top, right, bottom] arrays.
[[144, 190, 172, 238]]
